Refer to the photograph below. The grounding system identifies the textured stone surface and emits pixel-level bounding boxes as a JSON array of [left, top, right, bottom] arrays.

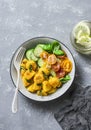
[[0, 0, 91, 130]]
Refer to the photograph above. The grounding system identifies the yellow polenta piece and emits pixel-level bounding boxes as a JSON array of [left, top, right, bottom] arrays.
[[26, 60, 37, 70], [43, 81, 52, 92], [34, 72, 44, 84], [49, 77, 60, 88], [24, 70, 35, 80]]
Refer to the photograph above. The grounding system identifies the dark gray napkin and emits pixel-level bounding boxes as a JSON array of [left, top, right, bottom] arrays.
[[54, 84, 91, 130]]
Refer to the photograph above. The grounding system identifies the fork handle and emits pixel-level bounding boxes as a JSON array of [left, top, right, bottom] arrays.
[[12, 74, 20, 113]]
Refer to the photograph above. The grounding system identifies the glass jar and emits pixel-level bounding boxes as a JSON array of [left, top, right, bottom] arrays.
[[70, 20, 91, 55]]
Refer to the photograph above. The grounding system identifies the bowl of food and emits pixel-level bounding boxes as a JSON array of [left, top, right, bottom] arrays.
[[10, 37, 75, 101], [70, 20, 91, 55]]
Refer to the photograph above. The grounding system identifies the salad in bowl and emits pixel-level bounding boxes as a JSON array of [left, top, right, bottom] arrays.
[[20, 41, 72, 96], [10, 37, 75, 101]]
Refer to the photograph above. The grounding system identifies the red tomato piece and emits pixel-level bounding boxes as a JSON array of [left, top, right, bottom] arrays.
[[56, 69, 66, 78], [51, 62, 61, 72], [48, 54, 57, 65], [57, 55, 66, 59]]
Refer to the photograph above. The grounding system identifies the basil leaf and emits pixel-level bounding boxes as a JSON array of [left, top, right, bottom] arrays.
[[43, 44, 52, 52], [52, 41, 61, 50], [53, 50, 64, 55], [60, 75, 71, 83]]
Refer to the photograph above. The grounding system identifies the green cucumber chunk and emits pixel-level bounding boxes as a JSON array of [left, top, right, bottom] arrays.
[[38, 58, 44, 67], [26, 49, 38, 61], [26, 49, 33, 60], [34, 44, 44, 57], [50, 70, 56, 77], [31, 51, 38, 61]]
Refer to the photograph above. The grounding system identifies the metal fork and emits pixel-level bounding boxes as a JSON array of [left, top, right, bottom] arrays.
[[12, 47, 26, 113]]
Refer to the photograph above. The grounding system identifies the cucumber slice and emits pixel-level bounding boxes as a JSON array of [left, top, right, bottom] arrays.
[[31, 52, 38, 61], [26, 49, 33, 60], [26, 49, 38, 61], [34, 44, 44, 57], [38, 58, 44, 67], [50, 70, 56, 77]]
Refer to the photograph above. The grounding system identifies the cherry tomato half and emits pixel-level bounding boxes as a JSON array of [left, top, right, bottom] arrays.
[[56, 69, 66, 78], [51, 62, 61, 72]]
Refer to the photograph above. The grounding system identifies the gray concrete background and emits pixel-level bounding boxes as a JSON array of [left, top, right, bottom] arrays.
[[0, 0, 91, 130]]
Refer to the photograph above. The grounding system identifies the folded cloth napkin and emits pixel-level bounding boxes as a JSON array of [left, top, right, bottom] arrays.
[[54, 83, 91, 130]]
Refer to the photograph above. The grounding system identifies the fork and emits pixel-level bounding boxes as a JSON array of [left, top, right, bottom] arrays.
[[12, 47, 26, 113]]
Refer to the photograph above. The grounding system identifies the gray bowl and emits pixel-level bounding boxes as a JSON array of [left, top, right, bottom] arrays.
[[10, 37, 75, 102]]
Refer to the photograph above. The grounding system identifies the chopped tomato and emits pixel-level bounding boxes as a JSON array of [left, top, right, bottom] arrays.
[[56, 69, 66, 78], [40, 51, 49, 60], [57, 55, 66, 59], [51, 62, 61, 72], [48, 54, 57, 65]]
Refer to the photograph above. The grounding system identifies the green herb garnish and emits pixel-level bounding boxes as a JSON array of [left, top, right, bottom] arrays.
[[29, 65, 32, 72], [20, 66, 26, 71], [25, 79, 32, 83], [42, 71, 49, 80], [60, 75, 71, 83]]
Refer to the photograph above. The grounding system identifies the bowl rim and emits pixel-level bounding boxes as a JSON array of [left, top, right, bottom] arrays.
[[10, 36, 76, 102]]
